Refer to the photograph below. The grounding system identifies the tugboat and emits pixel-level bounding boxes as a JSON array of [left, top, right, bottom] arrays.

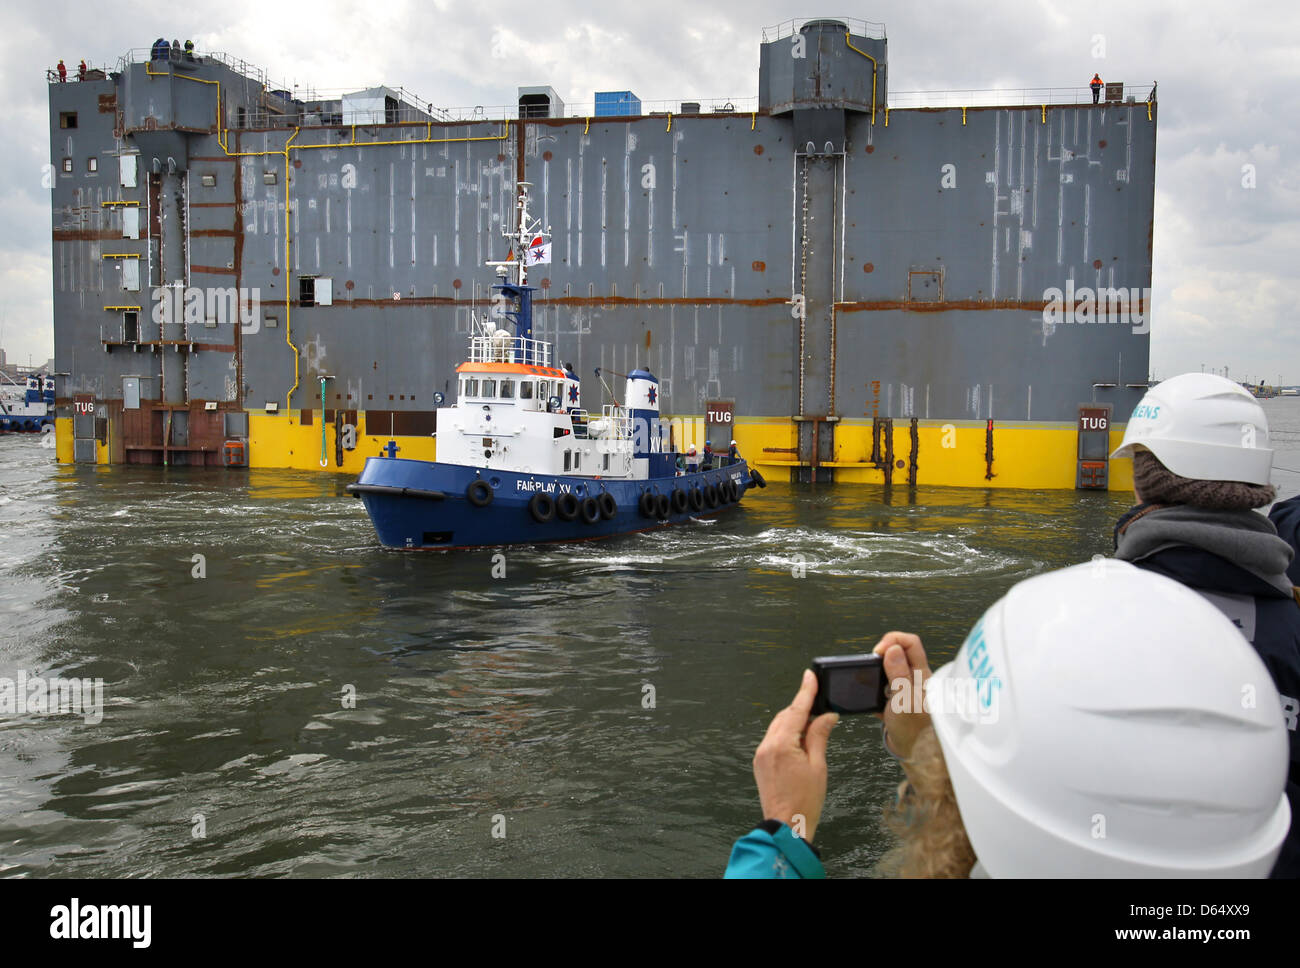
[[0, 373, 55, 434], [348, 186, 766, 550]]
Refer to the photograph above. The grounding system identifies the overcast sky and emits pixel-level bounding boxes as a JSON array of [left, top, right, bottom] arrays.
[[3, 0, 1296, 384]]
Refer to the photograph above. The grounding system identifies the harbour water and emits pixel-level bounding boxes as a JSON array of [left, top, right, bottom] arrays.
[[3, 400, 1298, 878]]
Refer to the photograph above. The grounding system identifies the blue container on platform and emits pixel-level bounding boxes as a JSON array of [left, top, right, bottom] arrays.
[[594, 91, 641, 117]]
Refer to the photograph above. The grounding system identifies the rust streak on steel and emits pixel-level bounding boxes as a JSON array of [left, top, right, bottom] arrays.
[[334, 296, 793, 309], [537, 296, 791, 308], [835, 299, 1052, 313], [191, 264, 238, 275], [52, 229, 120, 241], [342, 297, 460, 307], [192, 343, 237, 352]]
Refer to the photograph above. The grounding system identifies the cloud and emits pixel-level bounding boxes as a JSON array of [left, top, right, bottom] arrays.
[[3, 0, 1298, 384]]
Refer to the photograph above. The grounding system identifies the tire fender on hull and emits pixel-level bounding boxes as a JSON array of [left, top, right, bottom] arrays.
[[597, 492, 618, 520], [556, 492, 580, 521], [639, 491, 658, 518], [466, 479, 494, 507], [528, 491, 556, 523]]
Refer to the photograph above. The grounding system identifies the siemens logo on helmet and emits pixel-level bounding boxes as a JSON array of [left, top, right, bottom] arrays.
[[962, 618, 1003, 710], [1131, 403, 1162, 421]]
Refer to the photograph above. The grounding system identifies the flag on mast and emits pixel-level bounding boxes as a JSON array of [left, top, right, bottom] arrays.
[[525, 235, 551, 265]]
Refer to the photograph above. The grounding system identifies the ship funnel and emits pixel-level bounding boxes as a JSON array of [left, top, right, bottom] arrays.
[[626, 368, 662, 459]]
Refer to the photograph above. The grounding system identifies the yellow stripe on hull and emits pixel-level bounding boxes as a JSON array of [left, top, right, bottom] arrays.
[[56, 410, 1134, 492]]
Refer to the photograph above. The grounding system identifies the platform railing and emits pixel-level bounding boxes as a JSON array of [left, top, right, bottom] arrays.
[[468, 334, 552, 367], [888, 84, 1156, 108], [761, 17, 886, 42]]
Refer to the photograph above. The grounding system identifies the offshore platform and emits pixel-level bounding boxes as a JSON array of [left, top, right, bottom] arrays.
[[46, 18, 1157, 489]]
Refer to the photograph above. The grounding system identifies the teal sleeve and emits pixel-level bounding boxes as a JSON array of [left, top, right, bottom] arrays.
[[723, 823, 826, 879]]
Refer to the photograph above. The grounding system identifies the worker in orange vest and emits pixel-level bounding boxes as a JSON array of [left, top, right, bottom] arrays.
[[1090, 73, 1103, 104], [56, 59, 67, 82], [78, 59, 87, 80]]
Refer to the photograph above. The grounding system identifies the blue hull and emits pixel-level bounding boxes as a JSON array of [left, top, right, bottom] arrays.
[[349, 457, 759, 550]]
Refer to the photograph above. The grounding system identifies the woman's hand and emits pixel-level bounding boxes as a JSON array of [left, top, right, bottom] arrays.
[[752, 669, 839, 842], [872, 632, 934, 761]]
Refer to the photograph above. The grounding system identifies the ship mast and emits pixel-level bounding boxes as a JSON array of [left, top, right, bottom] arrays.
[[486, 183, 548, 288]]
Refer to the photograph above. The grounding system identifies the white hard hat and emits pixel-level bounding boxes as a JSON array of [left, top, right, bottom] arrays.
[[929, 559, 1290, 878], [730, 439, 737, 445], [1110, 373, 1272, 485]]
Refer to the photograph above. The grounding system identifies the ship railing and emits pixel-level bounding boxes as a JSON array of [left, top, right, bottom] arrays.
[[468, 334, 552, 366], [114, 47, 296, 96], [761, 17, 886, 42], [592, 406, 634, 441], [889, 84, 1156, 108], [47, 63, 111, 83]]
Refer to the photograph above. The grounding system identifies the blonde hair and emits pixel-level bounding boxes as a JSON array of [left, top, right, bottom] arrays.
[[876, 726, 977, 878]]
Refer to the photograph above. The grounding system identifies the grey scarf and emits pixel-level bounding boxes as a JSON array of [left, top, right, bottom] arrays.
[[1115, 505, 1295, 596]]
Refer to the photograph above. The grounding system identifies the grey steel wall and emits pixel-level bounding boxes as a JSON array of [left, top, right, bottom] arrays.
[[48, 54, 1155, 430]]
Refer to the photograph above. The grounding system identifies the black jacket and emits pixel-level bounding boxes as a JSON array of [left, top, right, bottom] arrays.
[[1115, 503, 1300, 878], [1269, 495, 1300, 585]]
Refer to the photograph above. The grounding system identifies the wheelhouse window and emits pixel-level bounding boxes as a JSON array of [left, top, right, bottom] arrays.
[[499, 379, 514, 399], [463, 378, 479, 397], [519, 380, 534, 400], [480, 378, 496, 397]]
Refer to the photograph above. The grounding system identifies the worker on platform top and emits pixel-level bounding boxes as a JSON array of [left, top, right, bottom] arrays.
[[183, 39, 195, 61], [151, 38, 168, 60], [77, 59, 87, 80], [1090, 73, 1103, 104], [56, 59, 67, 82]]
